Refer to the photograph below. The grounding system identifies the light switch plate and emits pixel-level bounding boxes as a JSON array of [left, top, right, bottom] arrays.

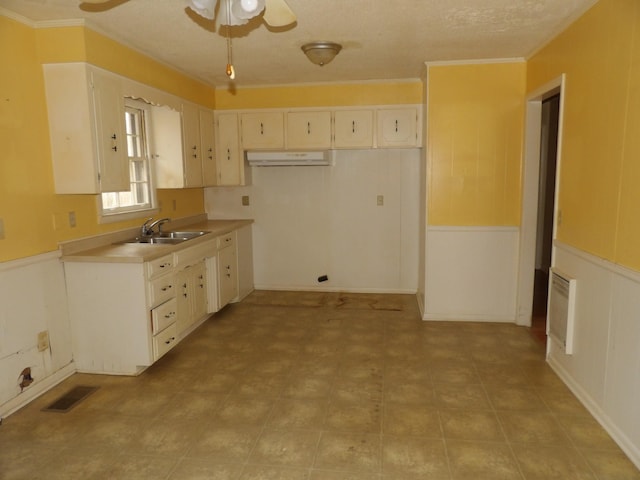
[[242, 195, 250, 206], [377, 195, 384, 206], [68, 211, 76, 228]]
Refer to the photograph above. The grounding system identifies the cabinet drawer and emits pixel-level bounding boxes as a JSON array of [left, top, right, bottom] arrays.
[[151, 297, 177, 334], [217, 232, 235, 249], [149, 274, 175, 308], [147, 254, 174, 279], [153, 323, 177, 360], [174, 239, 215, 267]]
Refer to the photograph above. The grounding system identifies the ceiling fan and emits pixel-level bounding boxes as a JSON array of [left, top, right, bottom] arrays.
[[80, 0, 297, 27]]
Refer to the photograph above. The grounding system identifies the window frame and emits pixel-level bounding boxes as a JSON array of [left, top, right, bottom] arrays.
[[98, 99, 158, 223]]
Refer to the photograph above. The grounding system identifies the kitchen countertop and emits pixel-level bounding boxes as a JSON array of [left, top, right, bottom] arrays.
[[60, 218, 253, 264]]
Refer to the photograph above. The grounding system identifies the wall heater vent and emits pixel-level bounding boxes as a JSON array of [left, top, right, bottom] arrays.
[[547, 268, 577, 354]]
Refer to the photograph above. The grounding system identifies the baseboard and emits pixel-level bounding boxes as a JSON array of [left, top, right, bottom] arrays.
[[252, 285, 417, 294], [0, 362, 75, 420], [422, 312, 515, 323], [547, 356, 640, 470]]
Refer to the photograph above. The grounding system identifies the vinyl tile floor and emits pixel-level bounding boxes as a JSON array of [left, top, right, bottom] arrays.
[[1, 291, 639, 480]]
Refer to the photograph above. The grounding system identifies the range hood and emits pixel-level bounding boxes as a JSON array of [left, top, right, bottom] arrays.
[[246, 150, 333, 167]]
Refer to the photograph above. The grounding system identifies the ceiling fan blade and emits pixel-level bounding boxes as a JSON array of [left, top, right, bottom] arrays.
[[263, 0, 296, 27]]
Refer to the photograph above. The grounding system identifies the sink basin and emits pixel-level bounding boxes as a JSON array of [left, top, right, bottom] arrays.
[[156, 231, 210, 240], [116, 231, 210, 245]]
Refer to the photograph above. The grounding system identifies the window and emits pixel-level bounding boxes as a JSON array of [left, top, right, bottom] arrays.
[[100, 100, 156, 219]]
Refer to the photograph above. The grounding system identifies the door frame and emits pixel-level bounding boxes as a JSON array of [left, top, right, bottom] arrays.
[[516, 74, 566, 326]]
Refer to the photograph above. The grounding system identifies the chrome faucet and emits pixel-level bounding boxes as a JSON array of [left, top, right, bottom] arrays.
[[140, 217, 171, 236]]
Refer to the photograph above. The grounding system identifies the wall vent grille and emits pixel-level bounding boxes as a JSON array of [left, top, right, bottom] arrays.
[[547, 268, 577, 354]]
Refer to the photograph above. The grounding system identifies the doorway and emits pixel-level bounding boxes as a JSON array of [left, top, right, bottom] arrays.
[[531, 94, 560, 342], [517, 75, 564, 330]]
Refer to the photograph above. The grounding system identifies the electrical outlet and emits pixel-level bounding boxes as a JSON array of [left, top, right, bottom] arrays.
[[172, 199, 177, 211], [377, 195, 384, 206], [68, 211, 76, 228], [242, 195, 250, 206], [37, 331, 49, 352]]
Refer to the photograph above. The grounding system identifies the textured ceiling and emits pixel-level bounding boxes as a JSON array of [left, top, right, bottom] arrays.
[[1, 0, 598, 87]]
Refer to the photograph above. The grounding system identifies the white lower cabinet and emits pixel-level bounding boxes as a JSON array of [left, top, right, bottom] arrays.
[[217, 232, 239, 308], [176, 260, 207, 335], [65, 243, 214, 375], [63, 228, 249, 375]]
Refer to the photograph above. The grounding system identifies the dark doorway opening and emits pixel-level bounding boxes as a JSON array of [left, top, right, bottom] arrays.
[[531, 94, 560, 343]]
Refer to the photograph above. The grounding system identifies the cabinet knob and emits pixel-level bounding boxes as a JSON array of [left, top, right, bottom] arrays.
[[352, 120, 356, 133], [307, 122, 311, 135], [111, 133, 118, 152], [395, 119, 399, 132], [260, 122, 264, 135]]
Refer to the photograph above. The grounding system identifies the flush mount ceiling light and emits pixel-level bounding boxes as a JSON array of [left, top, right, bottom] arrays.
[[301, 42, 343, 66]]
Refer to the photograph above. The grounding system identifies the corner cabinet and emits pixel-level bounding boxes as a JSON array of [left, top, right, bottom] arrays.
[[43, 63, 129, 194]]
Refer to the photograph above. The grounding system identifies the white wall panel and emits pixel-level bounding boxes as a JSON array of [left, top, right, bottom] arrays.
[[549, 243, 640, 468], [0, 253, 74, 416], [205, 149, 420, 293], [424, 227, 519, 322]]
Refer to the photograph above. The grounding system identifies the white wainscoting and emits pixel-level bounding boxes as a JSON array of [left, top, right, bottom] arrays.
[[205, 149, 420, 293], [423, 226, 519, 322], [549, 242, 640, 469], [0, 252, 74, 418]]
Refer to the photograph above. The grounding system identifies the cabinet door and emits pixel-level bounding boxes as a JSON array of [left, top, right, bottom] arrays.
[[333, 110, 374, 148], [215, 113, 242, 186], [176, 268, 191, 334], [286, 111, 332, 150], [192, 261, 208, 321], [182, 102, 203, 187], [218, 245, 238, 308], [376, 107, 419, 147], [200, 108, 217, 186], [91, 69, 129, 192], [241, 112, 284, 150]]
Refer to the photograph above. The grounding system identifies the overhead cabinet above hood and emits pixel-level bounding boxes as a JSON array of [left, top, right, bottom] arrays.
[[246, 151, 333, 167]]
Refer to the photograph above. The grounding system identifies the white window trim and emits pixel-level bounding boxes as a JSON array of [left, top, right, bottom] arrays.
[[98, 99, 158, 224]]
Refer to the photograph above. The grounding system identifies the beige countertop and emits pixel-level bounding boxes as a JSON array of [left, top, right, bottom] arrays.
[[60, 218, 253, 264]]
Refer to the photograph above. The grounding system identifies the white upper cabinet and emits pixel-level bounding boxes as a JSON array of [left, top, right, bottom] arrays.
[[43, 63, 129, 193], [376, 107, 420, 147], [333, 110, 374, 149], [200, 108, 217, 187], [215, 112, 243, 186], [240, 112, 284, 150], [181, 101, 203, 188], [154, 101, 206, 189], [286, 111, 332, 150]]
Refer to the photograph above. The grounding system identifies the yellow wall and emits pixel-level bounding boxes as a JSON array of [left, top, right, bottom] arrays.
[[426, 62, 526, 226], [215, 81, 422, 109], [0, 17, 209, 262], [528, 0, 640, 269]]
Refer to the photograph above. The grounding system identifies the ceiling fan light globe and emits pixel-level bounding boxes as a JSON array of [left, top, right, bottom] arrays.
[[187, 0, 216, 19], [231, 0, 265, 19]]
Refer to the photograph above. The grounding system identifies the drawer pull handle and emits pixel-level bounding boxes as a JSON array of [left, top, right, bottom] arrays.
[[161, 285, 172, 291], [164, 336, 175, 345], [164, 312, 175, 319]]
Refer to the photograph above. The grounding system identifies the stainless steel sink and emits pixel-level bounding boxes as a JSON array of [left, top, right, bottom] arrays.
[[155, 231, 210, 240], [117, 231, 210, 245]]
